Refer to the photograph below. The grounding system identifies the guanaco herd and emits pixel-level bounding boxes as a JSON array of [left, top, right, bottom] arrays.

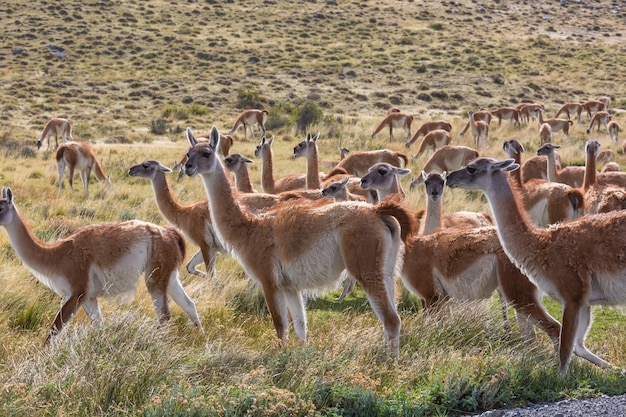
[[5, 102, 623, 376]]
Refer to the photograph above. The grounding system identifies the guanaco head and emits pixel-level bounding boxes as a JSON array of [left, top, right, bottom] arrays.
[[254, 135, 274, 158], [0, 187, 15, 225], [184, 126, 220, 177], [293, 132, 320, 158], [321, 177, 350, 200], [360, 162, 411, 194], [502, 139, 524, 158], [585, 139, 600, 159], [128, 160, 172, 180], [222, 153, 254, 172], [536, 143, 560, 157], [446, 158, 519, 192], [422, 171, 447, 202]]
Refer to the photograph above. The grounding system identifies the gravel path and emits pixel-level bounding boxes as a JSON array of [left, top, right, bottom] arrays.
[[465, 394, 626, 417]]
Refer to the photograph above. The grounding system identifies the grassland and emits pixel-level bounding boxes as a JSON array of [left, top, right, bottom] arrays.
[[0, 0, 625, 416]]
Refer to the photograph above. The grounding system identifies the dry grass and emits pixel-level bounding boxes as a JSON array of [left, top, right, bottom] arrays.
[[0, 0, 626, 415]]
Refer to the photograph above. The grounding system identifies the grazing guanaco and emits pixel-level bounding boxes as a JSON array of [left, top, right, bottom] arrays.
[[608, 120, 620, 144], [447, 157, 626, 375], [554, 102, 584, 122], [490, 107, 521, 126], [406, 120, 452, 146], [539, 122, 552, 145], [333, 149, 408, 177], [371, 111, 413, 141], [516, 103, 545, 125], [405, 129, 451, 159], [585, 111, 611, 134], [467, 111, 489, 148], [582, 100, 605, 119], [228, 109, 269, 140], [410, 145, 479, 188], [37, 117, 73, 151], [0, 187, 201, 344], [535, 108, 573, 136], [184, 126, 416, 354], [56, 141, 111, 196]]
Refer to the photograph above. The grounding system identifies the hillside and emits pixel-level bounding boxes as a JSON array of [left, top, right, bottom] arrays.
[[1, 0, 625, 142]]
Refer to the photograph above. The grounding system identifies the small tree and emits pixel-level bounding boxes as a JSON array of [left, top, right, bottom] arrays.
[[293, 100, 323, 134]]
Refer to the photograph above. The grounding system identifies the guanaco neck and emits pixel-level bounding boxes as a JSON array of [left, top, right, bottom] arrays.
[[373, 176, 403, 201], [93, 161, 108, 183], [198, 162, 256, 247], [306, 146, 321, 189], [483, 172, 544, 257], [260, 146, 276, 194], [233, 166, 255, 193], [3, 207, 60, 273], [544, 151, 559, 183], [149, 172, 190, 226], [507, 152, 524, 189], [422, 196, 442, 234], [582, 148, 597, 192]]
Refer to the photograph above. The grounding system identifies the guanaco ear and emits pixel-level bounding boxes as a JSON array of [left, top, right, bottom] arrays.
[[495, 159, 519, 172], [421, 170, 428, 181], [441, 171, 447, 179], [243, 156, 254, 164], [339, 176, 350, 186], [2, 187, 13, 204], [185, 127, 197, 147], [209, 126, 220, 150], [312, 132, 320, 142], [305, 132, 312, 142], [393, 167, 411, 177], [158, 163, 173, 173], [268, 135, 275, 146]]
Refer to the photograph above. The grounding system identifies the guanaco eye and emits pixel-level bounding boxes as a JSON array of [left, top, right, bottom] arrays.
[[378, 168, 387, 175], [466, 166, 476, 174]]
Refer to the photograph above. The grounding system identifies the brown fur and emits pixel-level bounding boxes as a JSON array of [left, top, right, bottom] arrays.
[[411, 145, 479, 187], [406, 129, 451, 158], [490, 107, 521, 126], [467, 111, 489, 148], [401, 226, 561, 346], [585, 111, 611, 134], [0, 187, 201, 344], [228, 109, 268, 140], [516, 103, 545, 124], [56, 141, 110, 196], [459, 109, 492, 136], [185, 126, 416, 354], [446, 157, 626, 375], [582, 99, 605, 119], [608, 120, 620, 144], [128, 160, 226, 277], [406, 120, 452, 146], [536, 109, 573, 135], [333, 149, 408, 177], [223, 153, 256, 193], [36, 117, 73, 150], [503, 139, 583, 226], [371, 112, 413, 141], [539, 122, 552, 145], [554, 102, 584, 122]]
